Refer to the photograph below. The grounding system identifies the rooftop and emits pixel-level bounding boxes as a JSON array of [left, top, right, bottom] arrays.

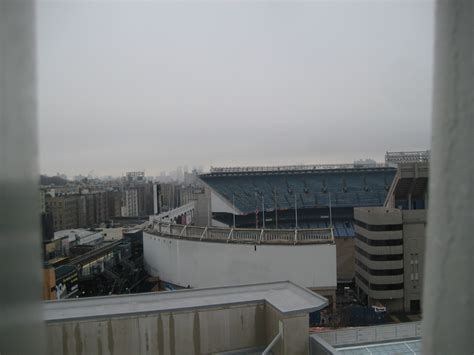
[[310, 322, 422, 355], [337, 339, 421, 355], [54, 229, 102, 242], [44, 281, 328, 322]]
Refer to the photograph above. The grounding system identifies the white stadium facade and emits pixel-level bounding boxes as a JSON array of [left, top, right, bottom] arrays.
[[144, 223, 338, 305]]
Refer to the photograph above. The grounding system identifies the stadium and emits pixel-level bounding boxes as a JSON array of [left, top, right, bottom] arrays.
[[198, 162, 397, 281]]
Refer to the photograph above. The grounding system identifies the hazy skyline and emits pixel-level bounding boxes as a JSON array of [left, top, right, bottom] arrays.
[[37, 1, 434, 176]]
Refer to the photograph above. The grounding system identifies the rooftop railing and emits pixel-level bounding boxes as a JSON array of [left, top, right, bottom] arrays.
[[149, 222, 334, 245]]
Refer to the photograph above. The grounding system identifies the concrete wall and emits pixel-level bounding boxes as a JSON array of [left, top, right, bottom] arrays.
[[265, 304, 309, 355], [211, 189, 235, 214], [354, 207, 402, 226], [46, 303, 267, 355], [335, 238, 355, 281], [144, 232, 337, 289], [194, 187, 211, 226]]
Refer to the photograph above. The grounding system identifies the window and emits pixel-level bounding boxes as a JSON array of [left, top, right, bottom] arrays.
[[356, 272, 404, 291], [354, 220, 402, 231], [356, 259, 404, 276], [355, 233, 403, 246], [355, 246, 403, 261]]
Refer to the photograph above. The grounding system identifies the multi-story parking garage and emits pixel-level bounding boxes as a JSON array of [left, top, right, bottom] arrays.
[[354, 162, 428, 312]]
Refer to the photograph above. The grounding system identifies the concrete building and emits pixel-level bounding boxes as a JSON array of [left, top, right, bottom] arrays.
[[44, 281, 328, 355], [125, 171, 145, 183], [84, 191, 109, 226], [107, 190, 122, 218], [46, 195, 83, 231], [135, 182, 154, 216], [354, 162, 428, 312], [159, 183, 176, 211], [122, 188, 138, 217], [152, 183, 161, 215], [39, 189, 46, 213], [46, 192, 112, 231]]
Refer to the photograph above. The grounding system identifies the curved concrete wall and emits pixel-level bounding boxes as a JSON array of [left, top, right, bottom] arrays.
[[144, 232, 337, 289]]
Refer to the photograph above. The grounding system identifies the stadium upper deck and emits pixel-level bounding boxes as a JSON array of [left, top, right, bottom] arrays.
[[200, 164, 396, 214]]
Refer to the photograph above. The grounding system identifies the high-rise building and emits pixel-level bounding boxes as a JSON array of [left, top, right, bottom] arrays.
[[126, 171, 145, 183], [152, 184, 161, 215], [84, 192, 109, 226], [46, 195, 81, 231], [107, 190, 122, 218], [39, 190, 46, 214], [122, 189, 138, 217]]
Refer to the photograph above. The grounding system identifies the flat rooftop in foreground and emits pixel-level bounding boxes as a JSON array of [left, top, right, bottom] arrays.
[[337, 339, 421, 355], [44, 281, 328, 322], [310, 322, 422, 355]]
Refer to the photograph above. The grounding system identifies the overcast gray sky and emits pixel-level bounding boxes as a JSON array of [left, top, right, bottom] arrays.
[[37, 1, 434, 177]]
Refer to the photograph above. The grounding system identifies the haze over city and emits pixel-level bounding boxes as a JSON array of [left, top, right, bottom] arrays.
[[37, 1, 434, 177]]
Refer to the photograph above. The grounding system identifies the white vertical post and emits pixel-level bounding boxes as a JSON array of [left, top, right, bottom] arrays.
[[423, 1, 474, 353], [262, 195, 265, 229]]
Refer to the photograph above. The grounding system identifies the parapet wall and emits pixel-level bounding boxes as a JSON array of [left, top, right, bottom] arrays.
[[47, 302, 267, 355]]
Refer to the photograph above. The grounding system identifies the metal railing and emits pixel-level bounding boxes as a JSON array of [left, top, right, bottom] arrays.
[[150, 201, 196, 223], [150, 223, 334, 245]]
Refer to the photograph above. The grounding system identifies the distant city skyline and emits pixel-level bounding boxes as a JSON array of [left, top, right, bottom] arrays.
[[37, 1, 434, 176]]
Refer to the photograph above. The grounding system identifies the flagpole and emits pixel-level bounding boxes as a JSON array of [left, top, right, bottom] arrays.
[[274, 188, 278, 229], [232, 194, 235, 228], [255, 192, 258, 228], [294, 194, 298, 229], [329, 191, 333, 228]]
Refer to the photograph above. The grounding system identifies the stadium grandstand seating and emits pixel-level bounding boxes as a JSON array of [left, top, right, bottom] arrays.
[[200, 167, 396, 213], [200, 166, 395, 239]]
